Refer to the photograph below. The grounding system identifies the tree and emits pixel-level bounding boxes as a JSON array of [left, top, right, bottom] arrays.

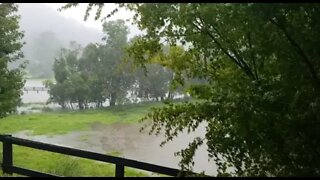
[[99, 19, 135, 106], [129, 3, 320, 176], [48, 20, 136, 109], [0, 3, 25, 118], [78, 43, 106, 108], [127, 43, 186, 101], [133, 64, 173, 101], [47, 42, 88, 109], [62, 3, 320, 176]]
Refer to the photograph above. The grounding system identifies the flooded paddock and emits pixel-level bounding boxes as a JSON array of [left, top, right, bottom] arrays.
[[13, 122, 217, 176]]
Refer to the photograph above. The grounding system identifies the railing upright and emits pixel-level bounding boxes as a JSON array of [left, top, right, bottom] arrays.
[[2, 135, 13, 175], [116, 163, 125, 177]]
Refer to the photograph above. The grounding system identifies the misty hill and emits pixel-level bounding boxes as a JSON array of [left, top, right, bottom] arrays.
[[17, 3, 104, 78]]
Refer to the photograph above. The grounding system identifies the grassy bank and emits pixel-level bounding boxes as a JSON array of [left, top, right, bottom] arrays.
[[0, 101, 164, 136]]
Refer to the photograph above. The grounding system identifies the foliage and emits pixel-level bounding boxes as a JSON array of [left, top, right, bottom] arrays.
[[131, 3, 320, 176], [0, 3, 26, 118], [133, 64, 173, 101], [47, 20, 135, 108], [47, 19, 179, 109], [45, 42, 85, 109], [99, 19, 135, 106], [62, 3, 320, 176]]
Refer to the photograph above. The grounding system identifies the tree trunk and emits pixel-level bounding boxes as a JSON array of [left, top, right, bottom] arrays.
[[78, 100, 84, 110], [110, 92, 117, 106], [167, 91, 172, 100], [61, 103, 66, 109]]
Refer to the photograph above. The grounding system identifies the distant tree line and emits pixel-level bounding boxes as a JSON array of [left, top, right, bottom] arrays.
[[45, 20, 183, 109]]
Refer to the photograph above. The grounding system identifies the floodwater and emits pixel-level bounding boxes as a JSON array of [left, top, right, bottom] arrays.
[[17, 79, 218, 176], [13, 122, 217, 176], [19, 79, 60, 113]]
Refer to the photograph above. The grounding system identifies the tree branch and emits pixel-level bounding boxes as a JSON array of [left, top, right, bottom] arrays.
[[247, 32, 259, 81], [270, 18, 320, 88], [192, 15, 256, 80]]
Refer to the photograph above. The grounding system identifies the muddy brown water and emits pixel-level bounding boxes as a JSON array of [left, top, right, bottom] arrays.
[[13, 122, 218, 176]]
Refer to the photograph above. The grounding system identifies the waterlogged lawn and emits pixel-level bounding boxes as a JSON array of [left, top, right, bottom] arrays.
[[0, 102, 164, 136], [0, 102, 170, 177]]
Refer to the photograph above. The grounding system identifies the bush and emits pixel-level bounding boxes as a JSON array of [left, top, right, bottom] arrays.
[[41, 106, 53, 112], [48, 157, 81, 177], [20, 111, 27, 115]]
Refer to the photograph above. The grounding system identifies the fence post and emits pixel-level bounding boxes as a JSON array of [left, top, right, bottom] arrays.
[[115, 163, 124, 177], [2, 135, 13, 175]]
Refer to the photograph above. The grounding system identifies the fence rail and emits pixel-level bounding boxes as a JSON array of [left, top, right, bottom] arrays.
[[23, 87, 49, 92], [0, 134, 198, 177]]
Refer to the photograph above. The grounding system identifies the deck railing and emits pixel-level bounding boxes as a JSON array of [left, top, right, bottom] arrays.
[[0, 135, 200, 177]]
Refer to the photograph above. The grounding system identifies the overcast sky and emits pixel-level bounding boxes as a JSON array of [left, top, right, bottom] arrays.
[[43, 3, 141, 37]]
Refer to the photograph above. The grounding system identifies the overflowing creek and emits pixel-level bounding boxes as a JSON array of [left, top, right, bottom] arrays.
[[16, 79, 218, 176]]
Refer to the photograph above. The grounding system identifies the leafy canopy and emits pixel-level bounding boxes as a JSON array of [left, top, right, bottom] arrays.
[[60, 3, 320, 176], [0, 3, 25, 118]]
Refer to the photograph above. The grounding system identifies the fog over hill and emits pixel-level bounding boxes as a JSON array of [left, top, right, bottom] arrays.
[[17, 3, 104, 78]]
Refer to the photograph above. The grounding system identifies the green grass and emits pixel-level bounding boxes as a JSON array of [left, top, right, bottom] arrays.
[[0, 145, 147, 177], [107, 151, 122, 157], [0, 101, 164, 136], [0, 144, 170, 177]]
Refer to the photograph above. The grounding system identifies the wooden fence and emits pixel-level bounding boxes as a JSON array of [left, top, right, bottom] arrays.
[[0, 135, 200, 177], [23, 87, 49, 92]]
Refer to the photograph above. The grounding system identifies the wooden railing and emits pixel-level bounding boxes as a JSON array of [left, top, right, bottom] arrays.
[[23, 87, 49, 92], [0, 135, 199, 177]]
